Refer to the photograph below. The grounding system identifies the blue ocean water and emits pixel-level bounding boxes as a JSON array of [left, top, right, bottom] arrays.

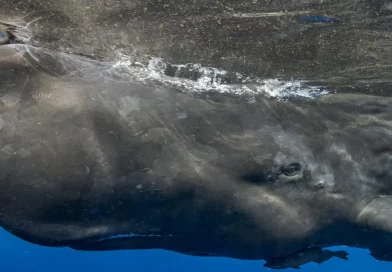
[[0, 228, 390, 271]]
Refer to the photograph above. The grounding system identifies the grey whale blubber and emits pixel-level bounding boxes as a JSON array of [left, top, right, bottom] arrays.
[[1, 0, 392, 269]]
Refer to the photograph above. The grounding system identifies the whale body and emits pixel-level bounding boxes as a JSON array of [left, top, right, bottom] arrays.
[[1, 0, 392, 268]]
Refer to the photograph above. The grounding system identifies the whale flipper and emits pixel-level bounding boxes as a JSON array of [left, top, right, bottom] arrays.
[[356, 195, 392, 233], [355, 195, 392, 261]]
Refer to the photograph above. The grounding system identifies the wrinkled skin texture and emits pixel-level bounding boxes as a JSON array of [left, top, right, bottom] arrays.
[[1, 0, 392, 267]]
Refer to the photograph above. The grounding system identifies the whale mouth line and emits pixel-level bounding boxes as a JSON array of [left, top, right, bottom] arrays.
[[69, 232, 180, 252], [84, 233, 169, 243]]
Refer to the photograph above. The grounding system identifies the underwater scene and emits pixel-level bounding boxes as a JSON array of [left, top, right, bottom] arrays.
[[1, 0, 392, 271]]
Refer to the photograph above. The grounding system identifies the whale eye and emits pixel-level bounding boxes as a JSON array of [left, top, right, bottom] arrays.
[[280, 163, 301, 177]]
